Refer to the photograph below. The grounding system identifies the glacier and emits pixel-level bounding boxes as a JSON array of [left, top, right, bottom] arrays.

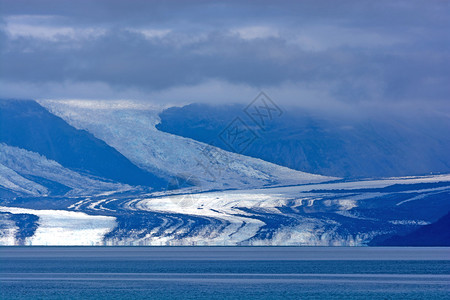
[[104, 174, 450, 245], [2, 173, 448, 246], [0, 206, 116, 246], [40, 100, 335, 191], [0, 99, 449, 246]]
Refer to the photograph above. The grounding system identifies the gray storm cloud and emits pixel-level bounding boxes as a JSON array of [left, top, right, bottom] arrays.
[[0, 0, 449, 114]]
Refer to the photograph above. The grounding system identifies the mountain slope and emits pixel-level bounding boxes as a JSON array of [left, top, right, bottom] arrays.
[[0, 99, 449, 246], [378, 211, 450, 246], [157, 103, 450, 178], [0, 162, 48, 196], [40, 100, 335, 191], [0, 99, 166, 188], [0, 143, 129, 197]]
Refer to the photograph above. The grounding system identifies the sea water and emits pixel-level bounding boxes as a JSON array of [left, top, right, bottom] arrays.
[[1, 247, 449, 299]]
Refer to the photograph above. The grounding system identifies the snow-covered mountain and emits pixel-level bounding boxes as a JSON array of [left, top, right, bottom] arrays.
[[40, 100, 334, 191], [1, 99, 449, 246], [0, 143, 130, 197], [0, 99, 166, 188]]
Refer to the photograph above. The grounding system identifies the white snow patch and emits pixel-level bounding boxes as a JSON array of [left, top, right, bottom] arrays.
[[0, 206, 116, 245], [0, 216, 18, 245], [389, 220, 430, 226]]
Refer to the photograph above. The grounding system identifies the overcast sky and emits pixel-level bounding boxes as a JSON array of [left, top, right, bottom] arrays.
[[0, 0, 448, 114]]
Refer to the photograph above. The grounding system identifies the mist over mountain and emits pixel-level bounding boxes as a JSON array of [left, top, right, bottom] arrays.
[[157, 103, 450, 178]]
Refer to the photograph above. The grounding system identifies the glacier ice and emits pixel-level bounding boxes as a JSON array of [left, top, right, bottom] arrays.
[[40, 100, 336, 191]]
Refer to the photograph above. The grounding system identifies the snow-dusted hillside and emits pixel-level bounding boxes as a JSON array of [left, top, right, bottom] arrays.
[[0, 162, 48, 196], [40, 100, 335, 191], [0, 99, 166, 188], [0, 143, 130, 196]]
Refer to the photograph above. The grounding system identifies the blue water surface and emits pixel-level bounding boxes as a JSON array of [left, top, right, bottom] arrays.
[[1, 247, 449, 300]]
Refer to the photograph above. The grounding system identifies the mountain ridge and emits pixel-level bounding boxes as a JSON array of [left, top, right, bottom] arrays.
[[0, 99, 166, 188], [157, 103, 450, 178]]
